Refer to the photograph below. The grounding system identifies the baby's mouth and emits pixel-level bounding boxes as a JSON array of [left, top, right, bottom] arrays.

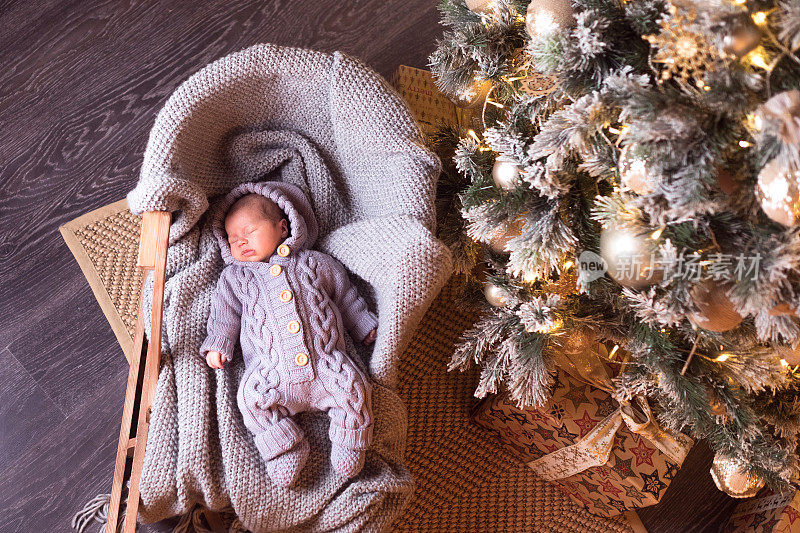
[[241, 249, 255, 257]]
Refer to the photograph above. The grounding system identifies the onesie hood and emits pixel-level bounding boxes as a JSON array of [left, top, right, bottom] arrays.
[[208, 181, 319, 265]]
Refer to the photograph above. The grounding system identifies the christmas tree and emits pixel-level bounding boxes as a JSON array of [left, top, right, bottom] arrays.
[[429, 0, 800, 494]]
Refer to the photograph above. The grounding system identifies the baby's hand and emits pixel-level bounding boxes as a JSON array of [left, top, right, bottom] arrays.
[[362, 328, 377, 345], [206, 350, 227, 369]]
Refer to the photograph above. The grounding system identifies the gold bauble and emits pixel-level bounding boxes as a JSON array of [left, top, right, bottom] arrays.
[[486, 217, 525, 254], [716, 168, 738, 195], [560, 326, 597, 357], [710, 454, 765, 498], [774, 344, 800, 366], [705, 384, 729, 418], [519, 70, 559, 97], [688, 280, 743, 332], [457, 79, 492, 109], [525, 0, 575, 37], [619, 144, 657, 195], [465, 0, 494, 14], [599, 224, 661, 289], [492, 156, 522, 191], [721, 13, 762, 59], [757, 159, 800, 226], [770, 302, 798, 317], [484, 281, 510, 307]]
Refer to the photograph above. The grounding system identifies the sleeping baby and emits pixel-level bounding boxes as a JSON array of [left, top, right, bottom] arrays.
[[199, 181, 377, 488]]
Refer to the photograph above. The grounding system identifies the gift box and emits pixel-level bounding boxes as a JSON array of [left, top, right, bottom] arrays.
[[388, 65, 481, 137], [725, 490, 800, 532], [471, 358, 694, 517]]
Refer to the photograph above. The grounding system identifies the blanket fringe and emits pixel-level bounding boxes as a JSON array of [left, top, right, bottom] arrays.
[[71, 493, 126, 533], [73, 493, 247, 533]]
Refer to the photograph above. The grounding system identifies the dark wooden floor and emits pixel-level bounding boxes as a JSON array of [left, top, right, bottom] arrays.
[[0, 1, 736, 532]]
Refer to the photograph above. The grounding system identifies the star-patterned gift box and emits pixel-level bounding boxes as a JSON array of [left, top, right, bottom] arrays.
[[725, 490, 800, 532], [471, 367, 688, 517]]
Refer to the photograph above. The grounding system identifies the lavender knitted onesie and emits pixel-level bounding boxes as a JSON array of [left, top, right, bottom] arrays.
[[200, 181, 377, 487]]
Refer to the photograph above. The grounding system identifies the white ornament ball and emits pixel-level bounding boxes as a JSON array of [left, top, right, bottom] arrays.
[[599, 224, 661, 289], [484, 281, 510, 307], [492, 156, 521, 191], [619, 144, 657, 195], [525, 0, 575, 37], [757, 159, 800, 226], [465, 0, 494, 14]]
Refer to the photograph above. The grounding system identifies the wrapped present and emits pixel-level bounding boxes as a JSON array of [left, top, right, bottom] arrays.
[[388, 65, 481, 136], [471, 344, 694, 517], [725, 490, 800, 532]]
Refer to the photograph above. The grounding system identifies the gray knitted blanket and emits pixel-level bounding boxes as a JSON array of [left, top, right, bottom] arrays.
[[125, 43, 453, 532]]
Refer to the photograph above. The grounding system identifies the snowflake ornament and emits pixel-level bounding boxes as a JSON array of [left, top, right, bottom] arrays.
[[644, 4, 721, 89]]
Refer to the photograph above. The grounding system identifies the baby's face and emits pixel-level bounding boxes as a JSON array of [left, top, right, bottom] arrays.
[[225, 204, 288, 262]]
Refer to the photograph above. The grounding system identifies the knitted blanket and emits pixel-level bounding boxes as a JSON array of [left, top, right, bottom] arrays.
[[125, 43, 453, 532]]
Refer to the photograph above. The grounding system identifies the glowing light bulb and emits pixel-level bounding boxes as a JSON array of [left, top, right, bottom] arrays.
[[752, 12, 767, 26], [716, 353, 731, 362], [739, 140, 752, 148]]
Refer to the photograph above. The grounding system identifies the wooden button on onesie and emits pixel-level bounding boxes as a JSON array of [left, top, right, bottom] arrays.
[[200, 181, 378, 488]]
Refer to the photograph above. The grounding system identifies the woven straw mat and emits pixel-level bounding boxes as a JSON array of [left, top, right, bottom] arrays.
[[60, 199, 634, 533]]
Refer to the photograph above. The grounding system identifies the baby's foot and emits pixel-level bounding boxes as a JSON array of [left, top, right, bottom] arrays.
[[266, 439, 310, 488], [330, 444, 365, 479]]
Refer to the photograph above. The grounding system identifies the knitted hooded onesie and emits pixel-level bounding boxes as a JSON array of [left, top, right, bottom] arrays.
[[199, 181, 377, 487]]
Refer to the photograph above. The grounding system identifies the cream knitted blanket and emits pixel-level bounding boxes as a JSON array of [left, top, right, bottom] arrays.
[[125, 43, 452, 532]]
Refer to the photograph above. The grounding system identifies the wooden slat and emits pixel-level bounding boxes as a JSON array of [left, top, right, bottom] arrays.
[[105, 210, 170, 533], [123, 211, 170, 532], [106, 283, 148, 533]]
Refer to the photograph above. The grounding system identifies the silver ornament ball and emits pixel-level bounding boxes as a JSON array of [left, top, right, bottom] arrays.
[[757, 159, 800, 226], [484, 281, 510, 307], [599, 223, 661, 289], [525, 0, 575, 37], [721, 13, 762, 58], [619, 144, 657, 195], [492, 156, 522, 191]]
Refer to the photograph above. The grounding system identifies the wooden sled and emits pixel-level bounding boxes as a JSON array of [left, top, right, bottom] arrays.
[[106, 211, 171, 533]]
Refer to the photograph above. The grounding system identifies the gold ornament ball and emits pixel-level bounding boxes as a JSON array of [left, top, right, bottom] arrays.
[[619, 144, 657, 195], [465, 0, 493, 14], [599, 224, 661, 289], [492, 156, 522, 191], [525, 0, 575, 37], [710, 454, 765, 498], [774, 344, 800, 366], [722, 13, 762, 58], [484, 281, 510, 307], [757, 159, 800, 226], [560, 326, 597, 357], [486, 216, 525, 254], [457, 79, 493, 109], [689, 280, 743, 332]]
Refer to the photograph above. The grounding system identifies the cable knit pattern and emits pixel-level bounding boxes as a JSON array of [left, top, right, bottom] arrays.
[[124, 43, 453, 531], [201, 181, 375, 486]]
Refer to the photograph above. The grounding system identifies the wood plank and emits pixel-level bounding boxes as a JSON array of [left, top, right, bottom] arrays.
[[0, 347, 65, 468], [5, 284, 128, 418]]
